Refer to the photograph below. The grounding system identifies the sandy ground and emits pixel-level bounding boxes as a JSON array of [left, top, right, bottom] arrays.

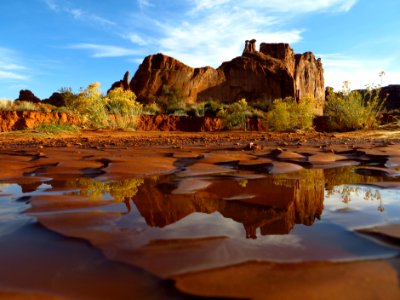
[[0, 127, 399, 150]]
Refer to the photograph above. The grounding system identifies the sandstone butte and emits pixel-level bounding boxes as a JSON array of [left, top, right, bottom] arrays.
[[110, 39, 325, 114]]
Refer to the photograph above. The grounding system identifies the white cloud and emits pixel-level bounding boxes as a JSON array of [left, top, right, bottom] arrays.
[[69, 43, 140, 58], [43, 0, 115, 27], [190, 0, 231, 12], [137, 0, 151, 9], [155, 3, 303, 68], [191, 0, 358, 13], [0, 48, 29, 81], [321, 54, 397, 90], [43, 0, 60, 12], [124, 33, 152, 46], [121, 0, 356, 68], [0, 71, 28, 81]]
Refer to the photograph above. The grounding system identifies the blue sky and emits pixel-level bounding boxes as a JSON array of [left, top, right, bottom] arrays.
[[1, 0, 399, 99]]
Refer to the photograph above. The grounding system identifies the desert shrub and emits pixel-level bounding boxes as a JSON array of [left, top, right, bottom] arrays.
[[267, 97, 316, 131], [34, 123, 80, 135], [0, 99, 13, 110], [217, 98, 253, 130], [143, 102, 162, 115], [43, 87, 77, 107], [324, 89, 385, 132], [13, 101, 43, 111], [185, 103, 203, 117], [203, 100, 223, 117], [251, 99, 274, 112], [169, 109, 188, 116], [0, 99, 54, 112], [105, 88, 142, 129], [65, 82, 108, 128], [158, 85, 186, 114]]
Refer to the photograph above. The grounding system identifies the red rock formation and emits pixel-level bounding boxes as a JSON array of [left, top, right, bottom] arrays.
[[107, 71, 131, 93], [130, 54, 223, 104], [121, 40, 324, 113], [295, 52, 325, 115]]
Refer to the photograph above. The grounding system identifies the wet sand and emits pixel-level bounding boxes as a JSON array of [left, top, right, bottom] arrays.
[[0, 129, 399, 299]]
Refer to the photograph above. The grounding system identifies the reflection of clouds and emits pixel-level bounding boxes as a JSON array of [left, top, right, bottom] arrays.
[[0, 183, 22, 195], [326, 185, 397, 206], [252, 234, 303, 248], [323, 185, 400, 229], [163, 212, 245, 238], [157, 212, 303, 249], [0, 184, 31, 237]]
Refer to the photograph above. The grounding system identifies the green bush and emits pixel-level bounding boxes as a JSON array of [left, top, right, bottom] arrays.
[[34, 123, 80, 135], [158, 85, 186, 114], [217, 98, 253, 130], [267, 97, 315, 131], [65, 82, 108, 128], [63, 83, 143, 129], [203, 100, 223, 117], [185, 103, 203, 117], [105, 88, 142, 129], [143, 102, 161, 115], [251, 99, 274, 112], [324, 89, 384, 132]]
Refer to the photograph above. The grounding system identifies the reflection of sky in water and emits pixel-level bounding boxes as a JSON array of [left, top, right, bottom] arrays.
[[0, 183, 51, 236], [149, 211, 303, 248], [111, 201, 398, 267], [0, 184, 29, 236], [1, 173, 399, 268], [323, 185, 400, 229]]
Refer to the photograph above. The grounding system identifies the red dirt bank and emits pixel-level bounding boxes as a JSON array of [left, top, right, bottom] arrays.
[[0, 111, 268, 132]]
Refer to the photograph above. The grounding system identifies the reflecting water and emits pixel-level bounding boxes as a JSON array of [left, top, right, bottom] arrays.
[[1, 152, 400, 296]]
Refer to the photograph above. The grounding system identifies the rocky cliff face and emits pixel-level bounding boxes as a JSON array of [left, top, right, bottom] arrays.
[[130, 54, 224, 105], [295, 52, 325, 110], [113, 40, 325, 113], [379, 85, 400, 110]]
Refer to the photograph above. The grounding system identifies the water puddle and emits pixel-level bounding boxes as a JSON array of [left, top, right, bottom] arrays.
[[0, 146, 399, 298]]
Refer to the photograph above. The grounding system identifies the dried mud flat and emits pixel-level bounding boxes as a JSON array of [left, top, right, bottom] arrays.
[[0, 129, 399, 299]]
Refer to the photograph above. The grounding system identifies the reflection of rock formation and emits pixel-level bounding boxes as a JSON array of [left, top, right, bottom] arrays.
[[132, 170, 325, 238], [324, 166, 387, 191], [133, 179, 220, 227]]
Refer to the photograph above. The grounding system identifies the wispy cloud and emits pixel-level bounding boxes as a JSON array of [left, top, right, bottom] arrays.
[[155, 2, 305, 67], [68, 43, 140, 58], [120, 0, 357, 68], [0, 48, 29, 81], [123, 33, 154, 46], [137, 0, 152, 9], [43, 0, 115, 27], [191, 0, 358, 13]]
